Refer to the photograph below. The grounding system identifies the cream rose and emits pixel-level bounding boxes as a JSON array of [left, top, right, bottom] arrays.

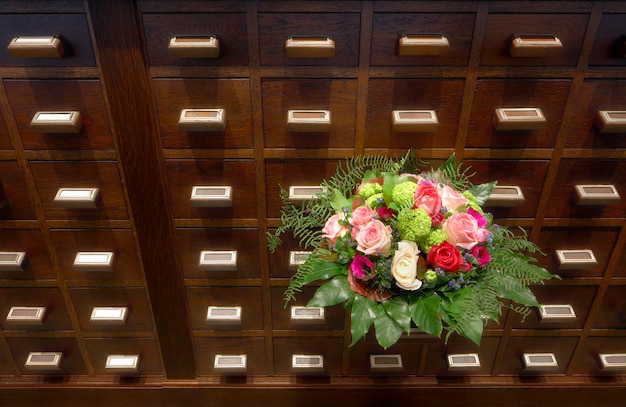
[[322, 212, 347, 245], [443, 211, 481, 250], [354, 219, 392, 257], [391, 240, 423, 291]]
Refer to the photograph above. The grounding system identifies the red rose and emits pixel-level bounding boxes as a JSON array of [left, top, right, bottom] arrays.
[[427, 242, 464, 274]]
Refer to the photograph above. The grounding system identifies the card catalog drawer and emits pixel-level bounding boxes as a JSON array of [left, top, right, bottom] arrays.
[[0, 229, 55, 280], [195, 337, 266, 376], [165, 159, 256, 220], [370, 13, 475, 66], [268, 229, 312, 278], [4, 80, 113, 150], [186, 287, 263, 331], [270, 287, 344, 331], [273, 337, 343, 376], [84, 337, 162, 375], [589, 14, 626, 66], [0, 161, 36, 220], [6, 337, 86, 375], [176, 228, 260, 280], [0, 109, 11, 150], [423, 337, 500, 376], [571, 337, 626, 374], [262, 79, 357, 149], [142, 13, 248, 66], [0, 14, 94, 67], [591, 286, 626, 329], [499, 336, 578, 375], [365, 79, 464, 149], [481, 13, 588, 66], [258, 13, 359, 66], [349, 341, 420, 376], [467, 79, 571, 149], [152, 79, 252, 149], [0, 287, 73, 331]]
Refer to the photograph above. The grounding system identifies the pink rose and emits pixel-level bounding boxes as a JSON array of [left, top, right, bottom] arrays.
[[354, 219, 392, 257], [443, 211, 482, 250], [437, 185, 469, 211], [350, 205, 377, 227], [322, 212, 347, 245], [414, 183, 442, 216]]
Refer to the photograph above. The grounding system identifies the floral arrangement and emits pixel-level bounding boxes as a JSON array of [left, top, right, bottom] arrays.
[[267, 152, 559, 349]]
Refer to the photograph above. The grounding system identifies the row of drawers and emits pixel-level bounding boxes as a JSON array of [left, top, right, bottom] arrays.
[[0, 284, 624, 332], [2, 334, 625, 376], [2, 158, 625, 221], [3, 11, 626, 68], [2, 79, 626, 151]]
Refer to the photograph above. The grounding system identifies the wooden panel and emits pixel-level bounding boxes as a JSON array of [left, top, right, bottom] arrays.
[[0, 229, 55, 280], [571, 336, 626, 374], [423, 336, 500, 376], [589, 13, 626, 66], [591, 286, 626, 329], [0, 108, 11, 150], [0, 161, 36, 220], [349, 340, 420, 375], [0, 287, 73, 331]]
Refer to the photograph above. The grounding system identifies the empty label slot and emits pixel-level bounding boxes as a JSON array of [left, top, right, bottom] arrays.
[[190, 186, 232, 207], [178, 109, 226, 132], [8, 36, 64, 58], [198, 250, 237, 271], [596, 111, 626, 133], [391, 110, 439, 133], [555, 249, 598, 270], [289, 251, 311, 269], [398, 34, 450, 56], [447, 353, 481, 370], [0, 251, 27, 271], [494, 108, 546, 131], [539, 304, 576, 322], [73, 252, 114, 271], [214, 355, 247, 373], [291, 306, 324, 323], [206, 306, 242, 323], [286, 110, 331, 132], [105, 355, 139, 371], [168, 36, 220, 58], [54, 188, 99, 208], [510, 35, 563, 58], [523, 353, 558, 370], [90, 307, 128, 324], [599, 354, 626, 371], [370, 355, 403, 370], [292, 354, 324, 371], [285, 36, 335, 58], [574, 184, 621, 205], [25, 352, 62, 370], [6, 306, 46, 323], [30, 111, 82, 133], [486, 186, 525, 207], [288, 186, 324, 200]]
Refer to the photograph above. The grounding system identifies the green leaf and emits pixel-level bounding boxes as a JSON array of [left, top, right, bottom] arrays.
[[469, 181, 497, 206], [329, 188, 351, 212], [408, 294, 443, 338], [438, 153, 457, 175], [349, 295, 378, 346], [307, 276, 351, 308], [497, 280, 540, 308], [374, 306, 404, 349], [382, 297, 411, 334], [440, 289, 484, 346], [299, 259, 346, 286], [361, 169, 381, 183]]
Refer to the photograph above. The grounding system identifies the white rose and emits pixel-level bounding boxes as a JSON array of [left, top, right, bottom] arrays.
[[391, 240, 423, 291]]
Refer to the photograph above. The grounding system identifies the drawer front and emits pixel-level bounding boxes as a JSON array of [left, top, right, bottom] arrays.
[[0, 109, 11, 150], [423, 336, 501, 376], [0, 14, 95, 67], [268, 229, 308, 278], [258, 13, 360, 66], [266, 159, 339, 219], [84, 337, 162, 375], [186, 287, 264, 331], [142, 13, 248, 66], [195, 336, 266, 376], [262, 79, 357, 149], [481, 13, 588, 66], [566, 80, 626, 149], [177, 228, 260, 280], [165, 159, 256, 220], [0, 287, 73, 331], [0, 338, 17, 375], [5, 79, 113, 150], [371, 13, 475, 66], [50, 229, 145, 285], [30, 161, 129, 221], [6, 337, 87, 375], [546, 159, 626, 219], [273, 337, 343, 376], [589, 14, 626, 66], [536, 227, 619, 278], [467, 79, 571, 149], [0, 229, 55, 280], [591, 286, 626, 329], [499, 336, 578, 375], [571, 336, 626, 374], [365, 79, 464, 149], [0, 161, 36, 220], [349, 340, 421, 376], [69, 287, 153, 333], [152, 79, 253, 149], [270, 287, 345, 331]]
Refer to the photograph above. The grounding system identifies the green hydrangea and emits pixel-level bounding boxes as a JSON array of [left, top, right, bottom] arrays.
[[419, 229, 447, 253], [365, 193, 385, 208], [396, 208, 431, 241], [392, 181, 417, 207], [359, 183, 383, 199], [463, 191, 483, 212], [424, 270, 438, 283]]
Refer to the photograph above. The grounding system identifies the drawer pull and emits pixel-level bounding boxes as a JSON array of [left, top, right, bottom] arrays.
[[539, 304, 576, 322], [30, 111, 83, 133], [214, 354, 247, 373], [522, 353, 559, 371], [286, 110, 332, 132], [6, 306, 46, 324], [599, 353, 626, 371], [596, 111, 626, 133], [198, 250, 238, 271], [54, 188, 100, 209], [398, 34, 450, 56], [105, 354, 140, 372], [509, 34, 563, 58], [178, 108, 226, 132], [285, 36, 335, 58], [370, 354, 403, 371], [168, 36, 220, 59], [446, 353, 481, 370], [206, 306, 241, 324], [90, 307, 128, 325], [290, 306, 325, 323], [574, 184, 621, 205], [391, 110, 439, 133], [0, 251, 27, 271], [7, 36, 64, 58], [555, 249, 598, 270], [289, 186, 324, 201], [291, 354, 324, 372], [289, 251, 311, 270], [493, 108, 546, 131], [73, 251, 115, 272], [486, 185, 525, 207], [25, 352, 62, 370], [190, 186, 232, 207]]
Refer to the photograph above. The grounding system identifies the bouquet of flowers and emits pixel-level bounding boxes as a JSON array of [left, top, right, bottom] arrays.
[[268, 152, 559, 349]]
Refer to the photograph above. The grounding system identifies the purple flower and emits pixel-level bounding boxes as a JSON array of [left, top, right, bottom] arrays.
[[349, 255, 376, 281]]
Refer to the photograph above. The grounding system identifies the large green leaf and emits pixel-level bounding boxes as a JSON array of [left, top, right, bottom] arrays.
[[440, 289, 483, 346], [374, 307, 404, 349], [299, 260, 346, 286], [496, 277, 541, 308], [349, 294, 378, 346], [408, 294, 443, 338], [307, 276, 351, 308], [330, 188, 351, 212], [469, 181, 497, 206], [382, 297, 411, 334]]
